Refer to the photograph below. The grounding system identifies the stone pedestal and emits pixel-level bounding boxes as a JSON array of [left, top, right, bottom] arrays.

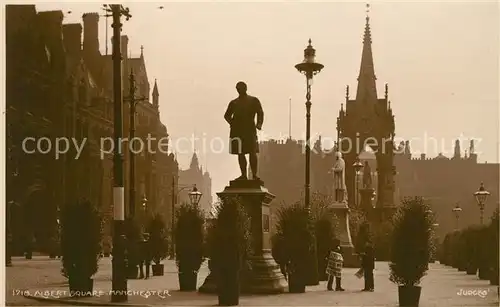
[[329, 200, 359, 268], [199, 179, 287, 294]]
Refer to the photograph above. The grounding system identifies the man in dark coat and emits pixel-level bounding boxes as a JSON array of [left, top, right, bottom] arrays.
[[139, 233, 152, 279], [361, 244, 375, 291], [224, 81, 264, 181]]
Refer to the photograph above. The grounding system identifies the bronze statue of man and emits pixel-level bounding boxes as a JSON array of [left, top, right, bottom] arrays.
[[224, 81, 264, 181]]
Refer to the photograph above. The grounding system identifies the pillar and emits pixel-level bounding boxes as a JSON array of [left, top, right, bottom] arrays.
[[199, 179, 287, 294], [330, 188, 359, 267]]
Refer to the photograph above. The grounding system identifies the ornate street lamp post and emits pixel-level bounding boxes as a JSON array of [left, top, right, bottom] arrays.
[[103, 4, 131, 303], [141, 195, 148, 232], [170, 182, 203, 259], [474, 182, 490, 225], [452, 203, 462, 230], [295, 39, 324, 286], [188, 185, 203, 206], [353, 159, 363, 207]]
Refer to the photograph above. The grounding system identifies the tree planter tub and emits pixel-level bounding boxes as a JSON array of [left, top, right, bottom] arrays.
[[398, 285, 421, 307]]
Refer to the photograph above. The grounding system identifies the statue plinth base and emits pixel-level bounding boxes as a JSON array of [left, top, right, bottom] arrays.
[[199, 179, 287, 294], [329, 200, 359, 268]]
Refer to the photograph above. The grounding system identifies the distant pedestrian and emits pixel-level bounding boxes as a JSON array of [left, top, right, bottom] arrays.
[[361, 244, 375, 291], [139, 233, 152, 279], [326, 245, 344, 291]]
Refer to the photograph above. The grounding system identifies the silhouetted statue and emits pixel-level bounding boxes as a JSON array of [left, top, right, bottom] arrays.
[[362, 161, 372, 189], [224, 81, 264, 181], [332, 151, 346, 202]]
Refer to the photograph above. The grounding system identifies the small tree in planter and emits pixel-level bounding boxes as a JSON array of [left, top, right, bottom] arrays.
[[274, 203, 313, 293], [125, 218, 142, 279], [211, 197, 251, 306], [175, 203, 205, 291], [389, 197, 433, 307], [440, 233, 452, 266], [457, 230, 468, 271], [463, 226, 479, 275], [60, 200, 102, 296], [476, 225, 490, 279], [449, 230, 462, 269], [316, 218, 338, 281], [311, 192, 338, 281], [147, 213, 169, 276]]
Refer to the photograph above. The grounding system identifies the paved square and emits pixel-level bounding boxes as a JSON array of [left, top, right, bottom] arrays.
[[6, 257, 499, 306]]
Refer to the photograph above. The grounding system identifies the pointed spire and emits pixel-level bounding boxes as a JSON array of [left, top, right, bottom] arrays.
[[345, 85, 349, 101], [385, 83, 388, 99], [152, 79, 159, 108], [190, 152, 200, 170], [453, 139, 461, 159], [356, 3, 377, 103], [140, 45, 144, 58]]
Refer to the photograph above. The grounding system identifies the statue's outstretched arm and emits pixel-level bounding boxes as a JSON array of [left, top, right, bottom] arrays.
[[224, 101, 234, 125]]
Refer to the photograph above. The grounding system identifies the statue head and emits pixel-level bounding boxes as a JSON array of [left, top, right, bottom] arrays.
[[364, 161, 369, 166], [236, 81, 247, 95], [335, 151, 342, 160]]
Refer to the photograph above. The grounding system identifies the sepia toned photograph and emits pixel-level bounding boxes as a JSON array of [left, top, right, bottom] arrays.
[[3, 1, 499, 306]]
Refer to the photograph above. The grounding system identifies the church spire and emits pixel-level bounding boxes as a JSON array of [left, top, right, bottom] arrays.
[[356, 3, 378, 103], [152, 79, 159, 108], [189, 152, 200, 170]]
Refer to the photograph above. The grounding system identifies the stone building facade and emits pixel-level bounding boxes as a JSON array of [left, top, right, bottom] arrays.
[[6, 5, 178, 254], [257, 15, 499, 239], [178, 153, 213, 215], [257, 137, 499, 238]]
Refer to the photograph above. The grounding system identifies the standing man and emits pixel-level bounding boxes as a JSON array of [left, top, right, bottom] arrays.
[[224, 81, 264, 181], [361, 244, 375, 291]]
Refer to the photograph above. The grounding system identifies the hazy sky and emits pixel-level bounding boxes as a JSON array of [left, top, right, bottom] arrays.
[[35, 1, 499, 200]]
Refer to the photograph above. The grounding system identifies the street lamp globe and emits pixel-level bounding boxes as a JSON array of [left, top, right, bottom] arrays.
[[142, 195, 148, 209], [353, 159, 363, 174], [474, 182, 490, 224], [188, 185, 203, 206], [295, 39, 324, 78], [452, 203, 462, 218], [474, 182, 490, 208]]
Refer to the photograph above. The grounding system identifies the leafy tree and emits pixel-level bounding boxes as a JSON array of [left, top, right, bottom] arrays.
[[389, 197, 433, 286]]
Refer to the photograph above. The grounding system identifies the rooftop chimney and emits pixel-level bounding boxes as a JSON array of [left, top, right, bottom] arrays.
[[62, 23, 82, 56], [82, 12, 99, 54]]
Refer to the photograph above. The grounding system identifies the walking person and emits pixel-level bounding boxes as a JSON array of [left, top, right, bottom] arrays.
[[326, 244, 345, 291], [361, 244, 375, 291], [139, 233, 152, 279]]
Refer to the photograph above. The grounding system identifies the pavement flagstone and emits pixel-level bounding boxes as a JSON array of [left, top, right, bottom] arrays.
[[6, 257, 499, 306]]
